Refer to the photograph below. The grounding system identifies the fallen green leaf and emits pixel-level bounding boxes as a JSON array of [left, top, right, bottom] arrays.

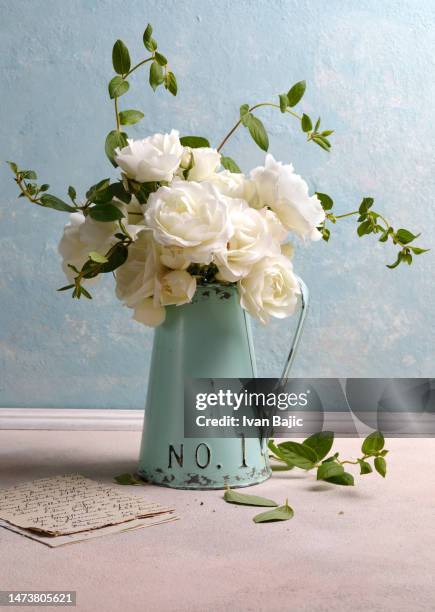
[[224, 487, 278, 507], [114, 473, 145, 486], [253, 500, 294, 523]]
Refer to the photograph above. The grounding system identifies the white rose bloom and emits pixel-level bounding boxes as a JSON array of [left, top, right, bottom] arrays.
[[215, 199, 279, 282], [58, 212, 118, 282], [115, 230, 165, 327], [183, 147, 221, 181], [132, 298, 166, 327], [145, 180, 233, 264], [250, 154, 325, 240], [157, 270, 197, 306], [115, 130, 183, 183], [206, 170, 248, 198], [238, 254, 300, 324], [159, 245, 191, 270]]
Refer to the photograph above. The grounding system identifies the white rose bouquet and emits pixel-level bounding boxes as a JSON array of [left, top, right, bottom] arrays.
[[7, 24, 427, 327]]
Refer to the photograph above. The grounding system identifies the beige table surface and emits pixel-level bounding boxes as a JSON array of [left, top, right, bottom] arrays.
[[0, 430, 434, 612]]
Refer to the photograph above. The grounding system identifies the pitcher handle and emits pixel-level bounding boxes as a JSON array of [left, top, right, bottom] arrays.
[[279, 276, 309, 383]]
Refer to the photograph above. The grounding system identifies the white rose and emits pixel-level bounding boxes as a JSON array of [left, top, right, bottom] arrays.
[[58, 212, 118, 282], [132, 298, 166, 327], [250, 154, 325, 240], [157, 270, 197, 306], [115, 230, 165, 326], [206, 170, 248, 198], [145, 180, 233, 264], [238, 254, 300, 324], [115, 130, 183, 183], [182, 147, 221, 181], [215, 199, 279, 282], [159, 245, 191, 270]]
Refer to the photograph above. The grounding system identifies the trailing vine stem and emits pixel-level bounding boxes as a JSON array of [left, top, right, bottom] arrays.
[[216, 102, 301, 152]]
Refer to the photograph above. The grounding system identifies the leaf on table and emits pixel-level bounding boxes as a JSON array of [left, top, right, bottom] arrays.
[[114, 473, 146, 486], [223, 487, 277, 507], [253, 501, 294, 523]]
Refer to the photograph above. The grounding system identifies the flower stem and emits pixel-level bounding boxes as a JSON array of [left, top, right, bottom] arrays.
[[114, 96, 120, 131]]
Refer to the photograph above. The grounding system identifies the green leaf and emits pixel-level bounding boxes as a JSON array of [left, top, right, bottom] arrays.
[[143, 23, 153, 45], [20, 170, 37, 180], [57, 284, 75, 292], [268, 439, 294, 468], [357, 219, 373, 236], [108, 76, 129, 99], [359, 197, 374, 215], [271, 463, 295, 472], [324, 472, 354, 486], [387, 252, 404, 269], [312, 136, 330, 151], [301, 113, 312, 132], [86, 178, 110, 201], [224, 488, 277, 507], [114, 473, 145, 486], [396, 228, 420, 244], [314, 117, 321, 132], [303, 431, 334, 461], [108, 181, 132, 204], [149, 61, 164, 91], [89, 251, 109, 264], [315, 192, 334, 211], [321, 227, 330, 242], [317, 461, 344, 481], [154, 51, 167, 66], [80, 286, 93, 300], [410, 247, 429, 255], [253, 501, 294, 523], [164, 71, 177, 96], [247, 115, 269, 151], [240, 103, 250, 118], [39, 194, 76, 213], [99, 243, 129, 273], [119, 109, 144, 125], [361, 431, 385, 455], [143, 24, 157, 52], [179, 136, 210, 148], [275, 441, 317, 470], [279, 93, 288, 113], [112, 39, 131, 75], [287, 80, 306, 107], [358, 459, 373, 475], [6, 161, 18, 173], [374, 456, 387, 477], [105, 130, 128, 166], [88, 203, 124, 222], [68, 186, 76, 201], [221, 156, 242, 173]]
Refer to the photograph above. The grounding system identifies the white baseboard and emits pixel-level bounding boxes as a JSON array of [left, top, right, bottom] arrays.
[[0, 408, 144, 431]]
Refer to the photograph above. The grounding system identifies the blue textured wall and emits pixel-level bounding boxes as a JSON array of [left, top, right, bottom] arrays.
[[0, 0, 434, 408]]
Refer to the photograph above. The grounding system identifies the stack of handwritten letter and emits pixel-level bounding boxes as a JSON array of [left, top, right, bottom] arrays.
[[0, 474, 177, 547]]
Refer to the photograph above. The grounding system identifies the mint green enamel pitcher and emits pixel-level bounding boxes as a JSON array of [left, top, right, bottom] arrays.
[[138, 280, 309, 489]]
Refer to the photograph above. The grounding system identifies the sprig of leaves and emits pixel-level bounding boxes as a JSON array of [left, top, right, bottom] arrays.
[[278, 82, 334, 152], [106, 23, 178, 166], [316, 193, 429, 268], [6, 162, 76, 213], [218, 80, 333, 154], [268, 430, 389, 486]]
